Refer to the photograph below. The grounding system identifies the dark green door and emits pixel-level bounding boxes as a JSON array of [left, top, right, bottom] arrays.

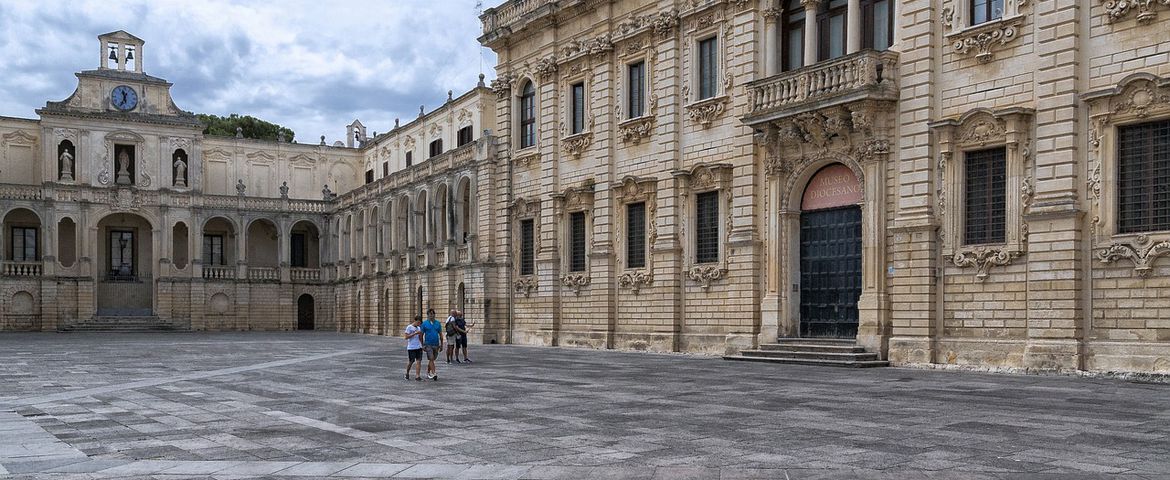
[[799, 205, 862, 338]]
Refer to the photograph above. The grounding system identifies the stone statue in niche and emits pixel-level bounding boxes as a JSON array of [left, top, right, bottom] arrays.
[[173, 155, 187, 187], [279, 181, 289, 198], [115, 147, 132, 185], [58, 146, 74, 182], [322, 184, 335, 200], [236, 179, 246, 196]]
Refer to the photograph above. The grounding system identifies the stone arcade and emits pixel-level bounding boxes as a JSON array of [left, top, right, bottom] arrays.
[[3, 0, 1170, 375]]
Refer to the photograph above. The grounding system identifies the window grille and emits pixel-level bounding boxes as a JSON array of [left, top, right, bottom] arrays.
[[520, 219, 535, 275], [964, 147, 1007, 245], [570, 212, 586, 272], [696, 191, 720, 263], [1119, 119, 1170, 234], [627, 202, 646, 269]]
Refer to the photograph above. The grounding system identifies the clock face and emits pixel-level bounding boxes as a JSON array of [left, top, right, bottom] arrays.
[[111, 85, 138, 111]]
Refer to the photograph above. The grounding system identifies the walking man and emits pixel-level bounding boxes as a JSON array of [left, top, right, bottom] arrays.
[[420, 308, 444, 380], [404, 315, 423, 381], [453, 310, 471, 363], [445, 309, 459, 364]]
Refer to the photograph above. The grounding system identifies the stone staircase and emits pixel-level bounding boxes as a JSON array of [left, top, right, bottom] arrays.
[[723, 338, 888, 368], [59, 316, 186, 333]]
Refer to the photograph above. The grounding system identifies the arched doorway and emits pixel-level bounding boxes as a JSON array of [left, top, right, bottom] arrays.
[[297, 294, 315, 330], [96, 212, 154, 316], [799, 164, 862, 338]]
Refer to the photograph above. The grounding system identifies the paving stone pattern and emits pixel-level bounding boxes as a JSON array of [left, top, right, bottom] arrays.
[[0, 332, 1168, 479]]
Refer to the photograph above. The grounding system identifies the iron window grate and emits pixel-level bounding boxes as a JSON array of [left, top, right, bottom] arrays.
[[964, 147, 1006, 245], [696, 191, 720, 264], [627, 202, 646, 269], [1119, 119, 1170, 234], [520, 219, 535, 276], [570, 212, 586, 272]]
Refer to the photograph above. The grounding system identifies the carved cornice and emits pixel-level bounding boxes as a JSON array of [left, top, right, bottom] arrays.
[[1103, 0, 1170, 24], [514, 276, 539, 297], [617, 116, 656, 144], [685, 95, 729, 127], [686, 265, 727, 289], [618, 270, 653, 293], [1098, 236, 1170, 277], [560, 273, 590, 295], [952, 248, 1022, 282]]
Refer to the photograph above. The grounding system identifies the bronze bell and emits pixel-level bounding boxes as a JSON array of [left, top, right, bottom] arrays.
[[108, 47, 117, 61]]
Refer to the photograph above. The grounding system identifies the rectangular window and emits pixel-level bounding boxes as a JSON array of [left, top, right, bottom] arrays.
[[109, 230, 134, 278], [782, 0, 806, 71], [818, 0, 848, 61], [382, 162, 389, 177], [520, 219, 535, 276], [1119, 119, 1170, 234], [520, 84, 536, 148], [698, 37, 719, 100], [626, 202, 646, 269], [571, 82, 586, 134], [291, 233, 306, 268], [964, 147, 1007, 245], [10, 227, 37, 262], [628, 62, 645, 119], [429, 139, 443, 158], [203, 234, 224, 266], [405, 151, 413, 167], [569, 211, 586, 272], [365, 169, 374, 184], [971, 0, 1004, 25], [696, 191, 720, 264], [862, 0, 893, 50], [457, 125, 474, 146]]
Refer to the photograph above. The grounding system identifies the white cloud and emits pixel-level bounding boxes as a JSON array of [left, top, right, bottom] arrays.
[[0, 0, 503, 143]]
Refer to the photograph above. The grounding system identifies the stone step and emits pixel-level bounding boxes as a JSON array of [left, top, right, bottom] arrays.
[[773, 337, 857, 345], [759, 343, 866, 353], [59, 316, 187, 333], [739, 349, 880, 361], [723, 355, 889, 368]]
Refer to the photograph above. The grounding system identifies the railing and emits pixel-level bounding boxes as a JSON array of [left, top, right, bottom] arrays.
[[436, 249, 447, 266], [247, 266, 279, 280], [289, 199, 329, 213], [0, 185, 44, 200], [481, 0, 551, 33], [2, 261, 42, 277], [416, 252, 427, 269], [456, 245, 470, 264], [745, 50, 899, 120], [290, 268, 322, 281], [203, 265, 235, 280]]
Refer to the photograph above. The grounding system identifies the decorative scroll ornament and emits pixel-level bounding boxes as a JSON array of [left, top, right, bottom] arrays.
[[952, 20, 1020, 63], [562, 132, 593, 158], [1021, 176, 1034, 210], [112, 188, 140, 212], [1103, 0, 1170, 24], [685, 97, 728, 127], [514, 276, 539, 297], [1098, 237, 1170, 277], [617, 116, 655, 144], [560, 273, 591, 295], [170, 137, 193, 150], [952, 248, 1022, 282], [490, 73, 516, 98], [618, 270, 653, 293], [533, 56, 558, 81], [652, 9, 681, 36], [513, 148, 540, 168], [687, 265, 727, 289], [139, 172, 152, 187]]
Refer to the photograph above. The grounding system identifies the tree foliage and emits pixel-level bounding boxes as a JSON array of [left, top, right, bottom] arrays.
[[197, 113, 295, 142]]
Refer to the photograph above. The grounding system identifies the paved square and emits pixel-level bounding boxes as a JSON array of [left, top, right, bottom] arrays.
[[0, 332, 1168, 479]]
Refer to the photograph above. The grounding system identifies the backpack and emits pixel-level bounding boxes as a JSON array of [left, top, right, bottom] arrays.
[[445, 318, 457, 336]]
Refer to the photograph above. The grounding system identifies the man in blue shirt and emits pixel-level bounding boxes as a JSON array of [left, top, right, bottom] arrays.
[[419, 308, 444, 380], [403, 316, 423, 381]]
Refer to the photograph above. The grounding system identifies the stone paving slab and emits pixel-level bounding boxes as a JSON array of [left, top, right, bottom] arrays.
[[0, 332, 1169, 479]]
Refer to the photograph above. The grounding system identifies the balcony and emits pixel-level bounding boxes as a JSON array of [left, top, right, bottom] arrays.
[[2, 261, 42, 277], [290, 268, 321, 282], [743, 50, 899, 126], [247, 267, 279, 281], [203, 265, 235, 280]]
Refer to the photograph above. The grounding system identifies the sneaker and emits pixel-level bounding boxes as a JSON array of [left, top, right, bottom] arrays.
[[455, 359, 461, 364], [446, 359, 451, 364], [427, 374, 435, 380], [404, 373, 410, 380], [464, 359, 472, 363], [416, 376, 422, 381], [432, 374, 439, 381]]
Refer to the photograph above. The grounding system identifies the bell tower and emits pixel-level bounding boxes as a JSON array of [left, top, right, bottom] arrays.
[[99, 30, 144, 73]]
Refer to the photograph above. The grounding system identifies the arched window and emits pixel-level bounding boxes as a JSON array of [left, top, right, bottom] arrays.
[[519, 81, 536, 149]]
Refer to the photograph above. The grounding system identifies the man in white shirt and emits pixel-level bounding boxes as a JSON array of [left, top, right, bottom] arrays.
[[403, 316, 423, 381]]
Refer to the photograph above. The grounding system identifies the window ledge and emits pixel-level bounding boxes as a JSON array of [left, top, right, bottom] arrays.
[[618, 269, 653, 294], [945, 14, 1025, 64], [513, 275, 539, 297], [685, 95, 730, 127], [1098, 233, 1170, 277], [561, 131, 593, 158], [618, 116, 656, 144], [512, 146, 540, 168]]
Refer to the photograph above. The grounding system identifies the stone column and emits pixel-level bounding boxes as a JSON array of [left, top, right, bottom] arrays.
[[764, 5, 782, 76], [847, 0, 862, 53], [802, 0, 820, 66]]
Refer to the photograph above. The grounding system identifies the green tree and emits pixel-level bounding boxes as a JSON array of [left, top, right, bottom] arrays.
[[197, 113, 295, 142]]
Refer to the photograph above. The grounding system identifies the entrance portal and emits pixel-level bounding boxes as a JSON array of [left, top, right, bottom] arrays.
[[96, 213, 154, 316], [799, 164, 862, 338], [297, 294, 315, 330]]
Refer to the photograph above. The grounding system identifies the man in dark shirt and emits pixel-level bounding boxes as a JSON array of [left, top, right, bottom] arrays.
[[452, 310, 471, 363]]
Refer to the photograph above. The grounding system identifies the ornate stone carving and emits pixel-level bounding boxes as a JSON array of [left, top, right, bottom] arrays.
[[533, 56, 558, 80], [855, 138, 891, 164], [617, 116, 655, 144], [112, 188, 140, 212], [562, 34, 614, 60], [685, 96, 728, 127], [1021, 175, 1034, 210], [941, 5, 955, 28], [952, 248, 1022, 282], [139, 172, 151, 187], [652, 9, 680, 36], [1098, 239, 1170, 277], [513, 148, 541, 168], [560, 273, 590, 295], [1114, 83, 1170, 117], [169, 137, 193, 150], [1103, 0, 1170, 24], [956, 118, 1006, 145], [618, 270, 653, 293], [951, 19, 1022, 64], [514, 276, 539, 297], [687, 265, 727, 289], [561, 132, 593, 158], [762, 7, 783, 19], [490, 73, 516, 98]]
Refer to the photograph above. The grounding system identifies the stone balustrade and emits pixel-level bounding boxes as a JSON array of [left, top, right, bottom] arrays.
[[202, 265, 235, 280], [744, 50, 899, 124], [2, 261, 42, 277], [290, 268, 321, 281], [247, 266, 279, 281], [481, 0, 551, 34], [457, 245, 469, 264]]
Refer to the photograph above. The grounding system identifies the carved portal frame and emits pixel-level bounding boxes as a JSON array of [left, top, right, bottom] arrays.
[[551, 185, 595, 295], [1084, 73, 1170, 276], [614, 31, 660, 145], [511, 196, 541, 297], [558, 57, 595, 159], [612, 176, 658, 294], [681, 6, 732, 127], [930, 107, 1033, 281], [673, 163, 733, 289]]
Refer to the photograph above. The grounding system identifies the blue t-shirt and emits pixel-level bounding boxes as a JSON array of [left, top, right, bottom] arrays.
[[420, 319, 442, 345], [404, 324, 422, 350]]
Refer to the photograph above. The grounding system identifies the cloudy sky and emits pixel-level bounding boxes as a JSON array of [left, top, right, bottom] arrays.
[[0, 0, 506, 143]]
